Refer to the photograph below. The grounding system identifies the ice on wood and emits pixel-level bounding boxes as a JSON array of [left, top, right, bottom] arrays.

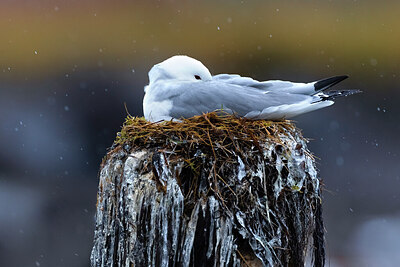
[[91, 114, 325, 267]]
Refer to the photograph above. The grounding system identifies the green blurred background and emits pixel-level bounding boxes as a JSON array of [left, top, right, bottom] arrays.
[[1, 1, 399, 266]]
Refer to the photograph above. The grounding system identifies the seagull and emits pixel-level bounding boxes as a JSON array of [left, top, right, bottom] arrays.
[[143, 55, 360, 122]]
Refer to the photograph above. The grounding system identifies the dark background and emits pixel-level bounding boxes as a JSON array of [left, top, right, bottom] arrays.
[[1, 1, 399, 266]]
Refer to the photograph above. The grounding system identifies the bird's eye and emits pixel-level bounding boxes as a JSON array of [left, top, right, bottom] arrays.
[[194, 75, 201, 80]]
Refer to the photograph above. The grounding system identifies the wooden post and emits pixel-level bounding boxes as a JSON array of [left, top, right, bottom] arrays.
[[90, 114, 325, 267]]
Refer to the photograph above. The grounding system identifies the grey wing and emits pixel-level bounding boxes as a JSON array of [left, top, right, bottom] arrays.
[[168, 81, 320, 120], [213, 74, 315, 94]]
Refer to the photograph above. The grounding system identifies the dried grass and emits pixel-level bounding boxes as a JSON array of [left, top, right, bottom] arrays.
[[114, 111, 296, 156]]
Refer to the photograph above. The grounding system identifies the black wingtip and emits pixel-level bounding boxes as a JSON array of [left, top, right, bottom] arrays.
[[314, 75, 349, 93]]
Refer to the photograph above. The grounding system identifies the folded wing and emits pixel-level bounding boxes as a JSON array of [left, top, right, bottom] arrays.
[[166, 81, 333, 120], [213, 74, 349, 95]]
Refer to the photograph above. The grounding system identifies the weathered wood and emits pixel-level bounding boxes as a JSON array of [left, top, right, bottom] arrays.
[[91, 118, 324, 267]]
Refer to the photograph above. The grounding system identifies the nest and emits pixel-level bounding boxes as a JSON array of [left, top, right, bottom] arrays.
[[115, 112, 294, 146], [96, 112, 324, 266], [112, 112, 296, 167]]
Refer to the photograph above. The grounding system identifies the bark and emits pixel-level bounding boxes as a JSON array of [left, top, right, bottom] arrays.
[[91, 124, 325, 267]]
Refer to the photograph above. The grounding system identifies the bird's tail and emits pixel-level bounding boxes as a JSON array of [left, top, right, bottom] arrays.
[[314, 89, 362, 103]]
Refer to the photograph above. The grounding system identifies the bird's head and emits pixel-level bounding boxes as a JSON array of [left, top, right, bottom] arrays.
[[148, 55, 212, 85]]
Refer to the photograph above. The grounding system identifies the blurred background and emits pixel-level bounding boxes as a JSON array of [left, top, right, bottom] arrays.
[[0, 0, 399, 266]]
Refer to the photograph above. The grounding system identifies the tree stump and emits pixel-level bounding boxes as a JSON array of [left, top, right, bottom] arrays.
[[90, 113, 325, 267]]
